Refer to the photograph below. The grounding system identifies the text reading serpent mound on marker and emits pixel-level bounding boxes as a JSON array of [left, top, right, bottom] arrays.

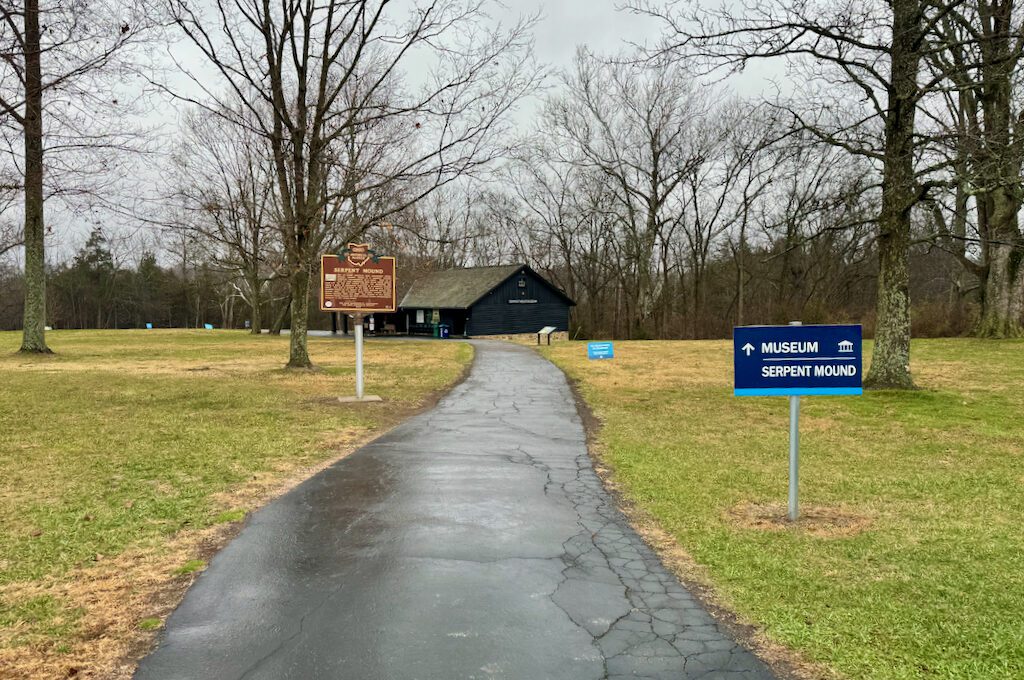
[[761, 364, 858, 378]]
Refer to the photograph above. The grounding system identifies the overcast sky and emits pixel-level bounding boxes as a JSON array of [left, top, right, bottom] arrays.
[[524, 1, 782, 95], [528, 1, 660, 64], [37, 1, 784, 260]]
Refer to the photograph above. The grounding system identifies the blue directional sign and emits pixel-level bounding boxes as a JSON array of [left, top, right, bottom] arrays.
[[734, 325, 862, 396], [587, 342, 614, 360]]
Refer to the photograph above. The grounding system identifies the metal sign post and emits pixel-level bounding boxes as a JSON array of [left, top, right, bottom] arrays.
[[788, 321, 801, 520], [733, 322, 863, 522], [353, 313, 364, 401]]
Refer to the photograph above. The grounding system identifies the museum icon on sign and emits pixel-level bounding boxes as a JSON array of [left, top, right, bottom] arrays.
[[838, 340, 854, 353]]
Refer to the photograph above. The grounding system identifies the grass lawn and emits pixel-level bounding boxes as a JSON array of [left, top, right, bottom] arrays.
[[0, 330, 471, 679], [544, 338, 1023, 680]]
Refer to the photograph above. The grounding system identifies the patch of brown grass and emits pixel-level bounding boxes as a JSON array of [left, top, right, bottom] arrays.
[[724, 501, 874, 538], [0, 524, 230, 680], [0, 331, 473, 680], [0, 386, 461, 680], [560, 340, 735, 394], [0, 426, 377, 680]]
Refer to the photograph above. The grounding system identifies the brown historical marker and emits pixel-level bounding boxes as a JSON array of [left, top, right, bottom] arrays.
[[320, 244, 396, 313]]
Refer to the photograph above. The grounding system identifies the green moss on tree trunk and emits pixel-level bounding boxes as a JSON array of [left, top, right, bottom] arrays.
[[866, 230, 914, 389], [975, 242, 1024, 338], [865, 0, 919, 390]]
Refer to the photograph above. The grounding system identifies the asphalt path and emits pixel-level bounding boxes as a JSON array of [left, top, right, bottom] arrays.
[[135, 341, 775, 680]]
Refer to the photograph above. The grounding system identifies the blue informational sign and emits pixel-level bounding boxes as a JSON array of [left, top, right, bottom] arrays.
[[587, 342, 614, 360], [734, 325, 863, 396], [145, 323, 153, 330], [204, 323, 214, 330]]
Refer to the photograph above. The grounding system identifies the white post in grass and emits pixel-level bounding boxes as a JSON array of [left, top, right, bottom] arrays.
[[353, 313, 364, 400]]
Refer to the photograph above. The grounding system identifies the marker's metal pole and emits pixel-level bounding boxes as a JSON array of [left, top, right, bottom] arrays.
[[789, 394, 800, 521], [354, 314, 364, 401], [788, 320, 802, 521]]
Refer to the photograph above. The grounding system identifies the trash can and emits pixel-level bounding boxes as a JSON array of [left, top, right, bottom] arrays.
[[432, 323, 439, 338], [439, 324, 450, 339]]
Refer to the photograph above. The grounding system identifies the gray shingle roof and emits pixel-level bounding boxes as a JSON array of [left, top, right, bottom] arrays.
[[399, 265, 524, 309]]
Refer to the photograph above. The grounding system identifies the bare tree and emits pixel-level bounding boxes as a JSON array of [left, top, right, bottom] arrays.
[[0, 132, 19, 256], [719, 106, 779, 327], [544, 51, 706, 337], [631, 0, 955, 386], [0, 1, 158, 352], [925, 0, 1024, 337], [173, 105, 281, 334], [167, 0, 540, 368], [753, 142, 879, 324], [507, 150, 591, 306], [506, 141, 631, 337], [676, 100, 775, 337], [0, 181, 19, 258], [0, 223, 18, 257]]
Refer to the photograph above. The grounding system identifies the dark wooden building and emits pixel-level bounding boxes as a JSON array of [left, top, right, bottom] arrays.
[[398, 264, 574, 337]]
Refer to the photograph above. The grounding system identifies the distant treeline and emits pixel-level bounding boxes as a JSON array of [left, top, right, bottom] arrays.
[[0, 233, 252, 333], [0, 225, 973, 339]]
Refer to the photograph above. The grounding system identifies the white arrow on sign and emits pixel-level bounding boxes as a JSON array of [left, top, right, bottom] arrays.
[[742, 342, 755, 356]]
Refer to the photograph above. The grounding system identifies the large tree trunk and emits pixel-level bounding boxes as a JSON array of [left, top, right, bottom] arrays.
[[869, 223, 914, 387], [973, 190, 1024, 339], [250, 302, 262, 335], [1010, 264, 1024, 322], [976, 238, 1023, 337], [286, 264, 312, 368], [270, 295, 290, 336], [971, 2, 1023, 338], [19, 0, 50, 354], [248, 274, 262, 335], [865, 0, 919, 389]]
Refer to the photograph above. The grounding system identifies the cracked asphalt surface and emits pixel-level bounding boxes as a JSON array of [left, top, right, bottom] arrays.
[[135, 341, 776, 680]]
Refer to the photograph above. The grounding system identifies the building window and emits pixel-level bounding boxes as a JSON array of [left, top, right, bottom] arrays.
[[416, 309, 425, 324]]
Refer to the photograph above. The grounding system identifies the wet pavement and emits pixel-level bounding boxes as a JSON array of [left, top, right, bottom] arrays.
[[135, 341, 775, 680]]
